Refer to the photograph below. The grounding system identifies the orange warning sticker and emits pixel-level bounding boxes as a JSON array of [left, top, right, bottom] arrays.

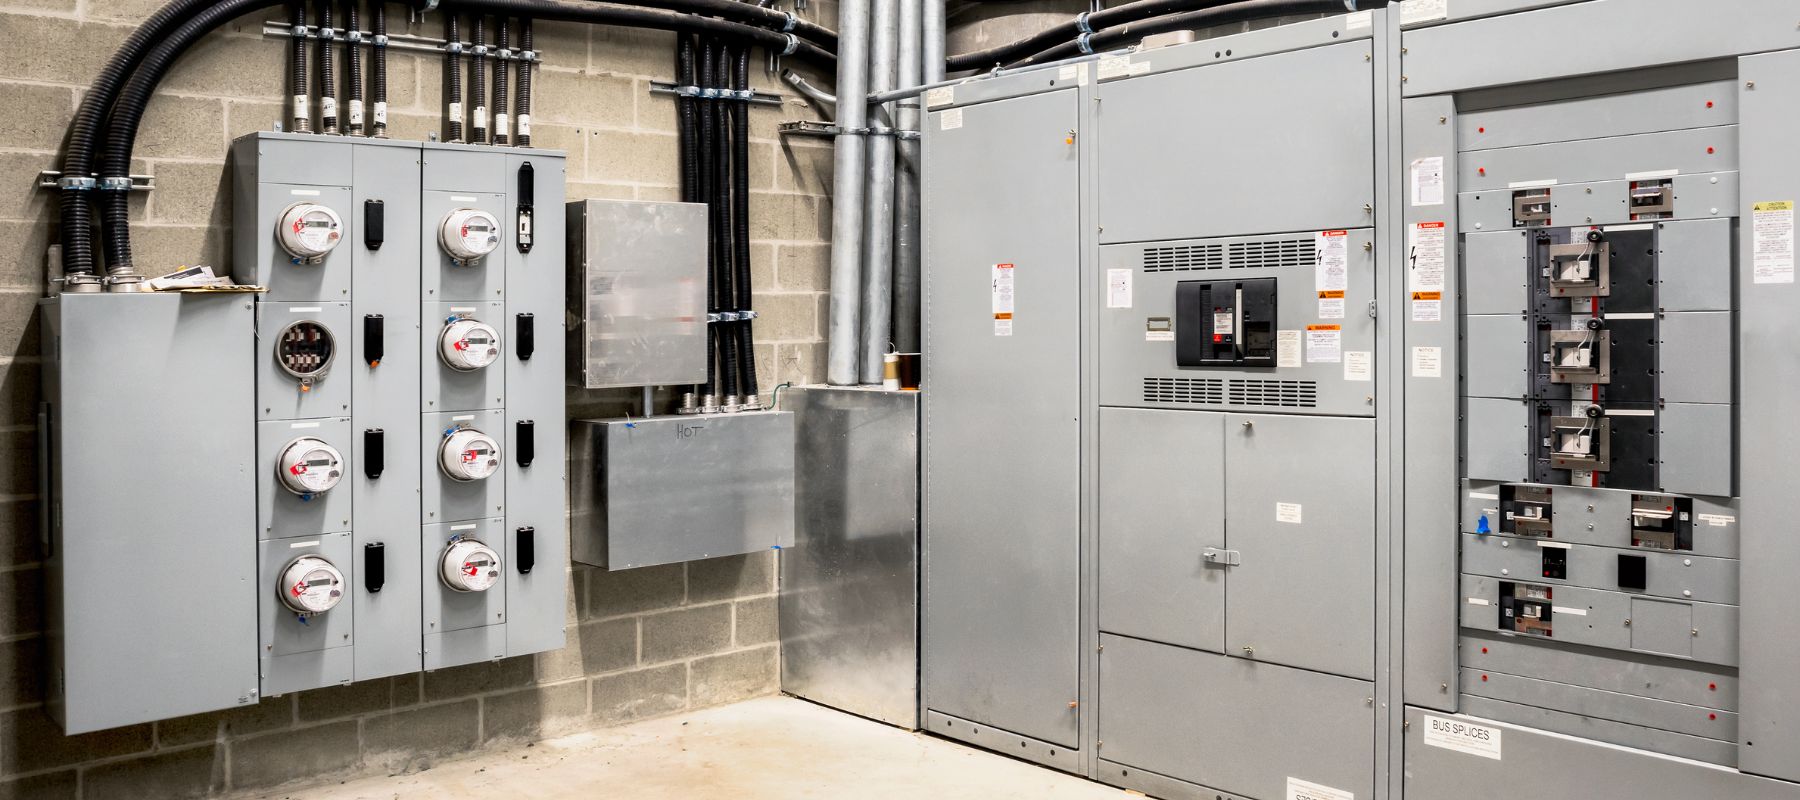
[[1412, 291, 1442, 301], [1317, 290, 1346, 299], [1306, 324, 1342, 331]]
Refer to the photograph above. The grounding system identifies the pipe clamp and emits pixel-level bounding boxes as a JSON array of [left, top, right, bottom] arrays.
[[780, 33, 800, 56], [291, 24, 308, 38], [373, 34, 389, 46], [59, 176, 97, 191], [1075, 11, 1094, 34], [472, 45, 489, 57], [319, 26, 335, 41], [346, 30, 363, 43], [447, 42, 464, 54], [1075, 32, 1095, 55], [99, 177, 133, 192], [781, 11, 799, 32]]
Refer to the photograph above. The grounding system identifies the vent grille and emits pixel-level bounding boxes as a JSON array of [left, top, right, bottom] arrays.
[[1142, 377, 1317, 409], [1142, 236, 1316, 273]]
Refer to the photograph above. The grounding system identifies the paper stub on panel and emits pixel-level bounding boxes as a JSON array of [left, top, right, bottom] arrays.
[[1753, 201, 1795, 284], [1277, 330, 1303, 368], [924, 86, 956, 108], [1410, 222, 1448, 292], [1411, 156, 1446, 206], [1306, 325, 1342, 364], [1344, 10, 1374, 30], [1276, 502, 1303, 524], [1316, 230, 1349, 292], [992, 263, 1014, 336], [1412, 346, 1443, 378], [1423, 715, 1503, 760], [1698, 513, 1735, 527], [1318, 291, 1346, 320], [1288, 777, 1355, 800], [1411, 292, 1443, 322], [1466, 597, 1491, 606], [1401, 0, 1449, 24], [1128, 60, 1152, 76], [940, 108, 965, 131], [1097, 55, 1133, 79], [1107, 268, 1133, 309], [1213, 312, 1235, 337], [1146, 330, 1175, 342], [1344, 351, 1372, 382]]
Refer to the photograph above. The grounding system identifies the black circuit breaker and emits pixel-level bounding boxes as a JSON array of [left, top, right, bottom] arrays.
[[1175, 278, 1277, 368]]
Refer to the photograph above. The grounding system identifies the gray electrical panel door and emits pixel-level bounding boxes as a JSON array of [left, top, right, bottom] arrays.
[[923, 87, 1082, 749], [1224, 413, 1375, 681], [1098, 408, 1226, 652]]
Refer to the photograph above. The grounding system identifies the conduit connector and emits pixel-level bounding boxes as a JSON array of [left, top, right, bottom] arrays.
[[780, 33, 801, 57], [781, 10, 799, 32], [416, 0, 440, 11], [291, 24, 308, 39]]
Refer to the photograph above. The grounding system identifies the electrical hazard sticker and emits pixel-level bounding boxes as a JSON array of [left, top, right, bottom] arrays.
[[1305, 324, 1342, 363], [1411, 291, 1442, 322], [1318, 290, 1347, 320], [992, 263, 1015, 336], [1410, 222, 1447, 293], [1753, 201, 1794, 284]]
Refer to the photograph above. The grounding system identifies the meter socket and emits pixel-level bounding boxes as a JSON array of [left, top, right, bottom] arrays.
[[440, 427, 501, 482], [276, 203, 344, 264], [276, 436, 344, 495], [439, 317, 501, 371], [278, 555, 345, 615], [439, 208, 502, 266], [440, 538, 501, 592], [275, 320, 337, 388]]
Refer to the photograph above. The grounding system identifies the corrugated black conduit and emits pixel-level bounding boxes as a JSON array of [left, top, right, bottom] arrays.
[[493, 17, 510, 144], [318, 0, 337, 133], [446, 13, 464, 141], [471, 15, 489, 142], [730, 42, 758, 404], [345, 0, 364, 135]]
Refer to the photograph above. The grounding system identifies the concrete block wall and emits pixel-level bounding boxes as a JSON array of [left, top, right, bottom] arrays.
[[0, 2, 836, 797]]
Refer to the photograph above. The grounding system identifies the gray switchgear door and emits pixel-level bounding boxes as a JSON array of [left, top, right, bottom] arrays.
[[922, 87, 1082, 749], [1098, 408, 1226, 652], [1224, 413, 1374, 680]]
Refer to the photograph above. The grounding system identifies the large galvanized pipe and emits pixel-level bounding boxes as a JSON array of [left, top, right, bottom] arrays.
[[825, 0, 872, 385], [891, 0, 923, 353], [858, 0, 899, 384], [923, 0, 945, 83]]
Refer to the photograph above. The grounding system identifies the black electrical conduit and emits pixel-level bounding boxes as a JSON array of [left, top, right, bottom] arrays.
[[731, 42, 758, 401], [1015, 0, 1370, 66], [373, 1, 388, 137], [947, 0, 1241, 71], [345, 0, 364, 135], [446, 13, 464, 141], [712, 38, 740, 405], [439, 0, 836, 65], [515, 17, 533, 146], [64, 0, 836, 282], [471, 15, 489, 142], [319, 1, 338, 133], [493, 17, 510, 144], [289, 1, 309, 132]]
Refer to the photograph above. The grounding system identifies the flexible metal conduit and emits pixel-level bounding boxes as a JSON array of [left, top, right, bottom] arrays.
[[731, 43, 759, 405], [515, 17, 533, 146], [493, 17, 510, 144], [825, 0, 871, 385], [345, 0, 364, 135], [373, 0, 388, 136], [319, 0, 338, 133], [471, 15, 489, 142]]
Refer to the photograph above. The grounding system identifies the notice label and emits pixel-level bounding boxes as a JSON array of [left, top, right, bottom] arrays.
[[1401, 0, 1449, 24], [1277, 330, 1303, 368], [1146, 330, 1175, 342], [1277, 502, 1304, 524], [1288, 777, 1355, 800], [1306, 325, 1342, 364], [1316, 230, 1349, 292], [940, 108, 964, 131], [1410, 222, 1448, 292], [1412, 346, 1443, 378], [1213, 312, 1235, 336], [1107, 268, 1133, 308], [1318, 291, 1346, 320], [1345, 351, 1372, 382], [1423, 715, 1503, 760], [1698, 513, 1735, 527], [1097, 55, 1133, 80], [1411, 156, 1446, 206], [1412, 291, 1443, 322], [924, 86, 955, 108], [992, 263, 1014, 336], [1753, 201, 1795, 284]]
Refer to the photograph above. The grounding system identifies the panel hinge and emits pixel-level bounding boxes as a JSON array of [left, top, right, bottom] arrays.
[[1202, 547, 1241, 567], [1367, 300, 1379, 319]]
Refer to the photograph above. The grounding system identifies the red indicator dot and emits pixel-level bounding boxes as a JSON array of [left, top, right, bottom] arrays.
[[1481, 647, 1489, 654], [1708, 147, 1716, 154], [1710, 714, 1718, 721], [1481, 675, 1489, 682], [1478, 127, 1486, 133], [1706, 101, 1715, 108], [1710, 683, 1717, 691], [1479, 167, 1487, 176]]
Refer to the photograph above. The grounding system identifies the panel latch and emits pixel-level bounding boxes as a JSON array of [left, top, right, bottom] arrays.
[[1202, 547, 1241, 567]]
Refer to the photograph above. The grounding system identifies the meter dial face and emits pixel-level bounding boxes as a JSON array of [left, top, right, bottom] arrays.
[[439, 318, 501, 371], [279, 555, 345, 614], [440, 539, 502, 592], [276, 437, 344, 495], [276, 320, 336, 380], [276, 203, 344, 261], [440, 428, 501, 482], [439, 209, 501, 262]]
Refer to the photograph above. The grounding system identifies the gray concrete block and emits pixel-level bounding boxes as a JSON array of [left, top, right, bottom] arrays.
[[535, 70, 633, 127], [155, 695, 291, 747], [0, 501, 41, 568], [690, 646, 778, 708], [776, 244, 830, 292], [296, 677, 395, 723], [481, 680, 589, 744], [224, 100, 284, 143], [392, 673, 423, 708], [228, 720, 359, 792], [83, 743, 224, 800], [0, 769, 76, 800], [734, 597, 778, 647], [0, 15, 127, 86], [776, 341, 829, 388], [567, 182, 635, 202], [590, 27, 677, 82], [158, 30, 285, 100], [0, 152, 58, 221], [421, 657, 537, 702], [0, 362, 42, 426], [0, 292, 41, 361], [688, 552, 775, 604], [0, 708, 151, 773], [578, 617, 637, 674], [585, 130, 679, 185], [0, 567, 42, 636], [776, 143, 835, 196], [535, 21, 591, 73], [360, 700, 480, 771], [641, 603, 732, 664], [749, 193, 825, 243], [0, 220, 52, 295], [586, 562, 683, 619], [590, 663, 686, 727], [749, 292, 818, 343], [134, 95, 225, 160], [147, 160, 229, 226], [0, 637, 43, 708], [129, 225, 229, 282]]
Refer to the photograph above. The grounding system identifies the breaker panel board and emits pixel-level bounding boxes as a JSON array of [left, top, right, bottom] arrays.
[[1088, 13, 1394, 800], [1400, 0, 1800, 793]]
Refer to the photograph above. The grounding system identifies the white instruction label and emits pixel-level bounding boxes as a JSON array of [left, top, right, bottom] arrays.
[[1288, 777, 1355, 800], [1423, 715, 1503, 760], [374, 100, 388, 125], [1318, 293, 1346, 319], [1146, 330, 1174, 342], [1277, 330, 1303, 368], [321, 96, 337, 119], [924, 86, 955, 108], [940, 108, 964, 131], [1344, 351, 1372, 382], [1097, 55, 1133, 80], [517, 113, 532, 137], [1316, 230, 1349, 292], [1412, 346, 1443, 378], [448, 101, 462, 121], [1402, 0, 1450, 24], [1753, 201, 1795, 284], [1411, 293, 1443, 322], [1698, 513, 1736, 527], [1411, 156, 1446, 206], [1409, 222, 1448, 292], [992, 263, 1014, 336], [1277, 503, 1304, 525], [1107, 268, 1133, 309], [1306, 325, 1342, 364], [1213, 311, 1235, 336], [1344, 10, 1373, 30]]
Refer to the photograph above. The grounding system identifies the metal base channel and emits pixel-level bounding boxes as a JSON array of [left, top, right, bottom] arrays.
[[1096, 760, 1252, 800], [923, 710, 1084, 775]]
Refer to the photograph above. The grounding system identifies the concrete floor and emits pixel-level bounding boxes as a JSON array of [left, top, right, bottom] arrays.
[[243, 696, 1131, 799]]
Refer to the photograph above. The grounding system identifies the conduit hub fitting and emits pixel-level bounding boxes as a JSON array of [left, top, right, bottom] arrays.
[[279, 555, 345, 615]]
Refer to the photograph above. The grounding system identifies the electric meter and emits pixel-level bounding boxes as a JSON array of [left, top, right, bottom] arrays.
[[440, 538, 502, 592], [276, 436, 345, 495], [438, 208, 501, 265], [275, 320, 336, 384], [278, 555, 345, 615], [440, 428, 501, 482], [439, 317, 501, 371], [276, 203, 344, 263]]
